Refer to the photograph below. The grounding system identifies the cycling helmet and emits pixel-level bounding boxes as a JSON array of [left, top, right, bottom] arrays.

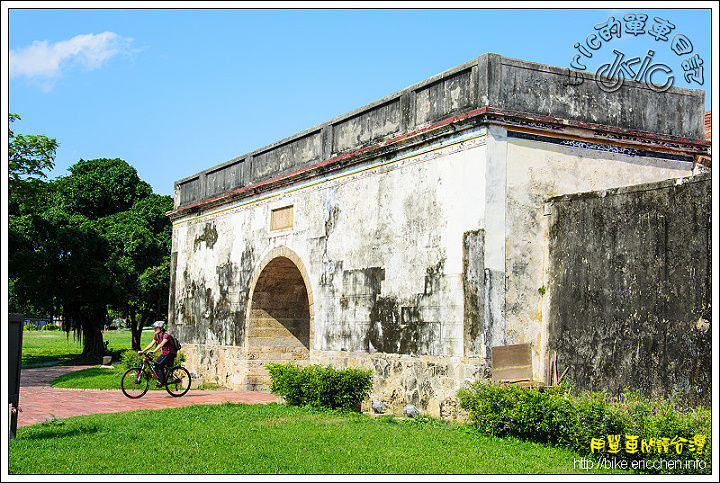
[[152, 321, 166, 329]]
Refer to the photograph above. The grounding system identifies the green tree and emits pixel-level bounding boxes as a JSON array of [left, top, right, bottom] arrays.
[[55, 158, 152, 219], [8, 113, 57, 184], [7, 114, 58, 314], [8, 113, 58, 216], [51, 158, 165, 359], [100, 193, 173, 350], [9, 147, 172, 360]]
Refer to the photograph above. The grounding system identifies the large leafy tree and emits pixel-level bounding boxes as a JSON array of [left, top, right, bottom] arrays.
[[101, 193, 173, 350], [51, 158, 170, 359], [11, 209, 116, 358], [9, 116, 173, 360]]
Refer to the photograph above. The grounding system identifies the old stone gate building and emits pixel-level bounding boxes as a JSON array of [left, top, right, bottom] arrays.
[[167, 53, 710, 416]]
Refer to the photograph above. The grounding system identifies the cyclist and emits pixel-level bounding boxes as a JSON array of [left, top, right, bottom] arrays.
[[138, 321, 178, 386]]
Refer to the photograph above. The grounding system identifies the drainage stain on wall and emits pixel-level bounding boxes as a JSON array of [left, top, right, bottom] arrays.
[[175, 245, 253, 347], [193, 222, 218, 251], [462, 229, 485, 357]]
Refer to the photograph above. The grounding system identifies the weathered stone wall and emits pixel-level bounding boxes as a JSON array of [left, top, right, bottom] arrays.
[[168, 53, 708, 416], [547, 173, 711, 405], [180, 343, 489, 420], [170, 126, 492, 416], [501, 132, 697, 381], [310, 350, 489, 420]]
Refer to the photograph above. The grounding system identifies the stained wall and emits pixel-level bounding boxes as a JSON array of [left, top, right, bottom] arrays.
[[547, 174, 712, 405], [168, 54, 708, 416]]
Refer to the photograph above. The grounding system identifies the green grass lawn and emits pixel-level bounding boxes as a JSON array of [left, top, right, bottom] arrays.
[[13, 329, 638, 475], [21, 329, 155, 367], [8, 403, 634, 475]]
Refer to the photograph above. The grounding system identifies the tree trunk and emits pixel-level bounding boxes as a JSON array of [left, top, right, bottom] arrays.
[[129, 311, 141, 351], [66, 304, 106, 362], [80, 320, 105, 362], [129, 308, 153, 351]]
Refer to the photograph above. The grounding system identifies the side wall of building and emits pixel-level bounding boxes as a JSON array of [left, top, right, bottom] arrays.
[[500, 130, 697, 381]]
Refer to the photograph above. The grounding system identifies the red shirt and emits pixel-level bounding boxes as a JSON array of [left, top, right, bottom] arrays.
[[154, 333, 176, 355]]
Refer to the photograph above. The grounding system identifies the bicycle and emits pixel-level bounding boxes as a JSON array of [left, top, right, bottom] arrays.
[[121, 352, 192, 398]]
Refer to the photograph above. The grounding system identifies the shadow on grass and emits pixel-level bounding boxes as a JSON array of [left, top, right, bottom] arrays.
[[19, 418, 100, 441], [23, 355, 107, 368]]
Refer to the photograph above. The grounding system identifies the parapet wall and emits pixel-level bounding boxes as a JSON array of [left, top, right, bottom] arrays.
[[172, 53, 706, 212]]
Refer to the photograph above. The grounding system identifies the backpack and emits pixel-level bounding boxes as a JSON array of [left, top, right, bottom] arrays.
[[169, 334, 181, 352]]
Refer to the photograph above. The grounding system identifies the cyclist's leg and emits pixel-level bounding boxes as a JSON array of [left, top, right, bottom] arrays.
[[155, 353, 176, 385], [165, 354, 176, 384], [164, 354, 176, 381], [154, 354, 169, 384]]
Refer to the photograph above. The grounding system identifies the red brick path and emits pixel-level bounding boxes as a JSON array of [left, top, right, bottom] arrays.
[[15, 365, 277, 428]]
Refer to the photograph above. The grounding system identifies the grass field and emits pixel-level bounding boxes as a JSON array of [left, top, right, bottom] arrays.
[[13, 330, 636, 475], [21, 329, 155, 367], [8, 403, 633, 475]]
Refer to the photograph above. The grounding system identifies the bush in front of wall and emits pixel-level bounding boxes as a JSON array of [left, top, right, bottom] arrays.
[[266, 362, 373, 412], [121, 349, 185, 371], [121, 349, 143, 370], [457, 380, 711, 475]]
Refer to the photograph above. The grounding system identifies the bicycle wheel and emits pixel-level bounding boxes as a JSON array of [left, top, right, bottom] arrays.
[[165, 366, 191, 397], [121, 367, 149, 398]]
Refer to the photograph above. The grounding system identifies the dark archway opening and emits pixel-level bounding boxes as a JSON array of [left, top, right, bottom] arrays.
[[248, 256, 311, 366]]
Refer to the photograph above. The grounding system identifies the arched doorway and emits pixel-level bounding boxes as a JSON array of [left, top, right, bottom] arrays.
[[245, 250, 313, 390]]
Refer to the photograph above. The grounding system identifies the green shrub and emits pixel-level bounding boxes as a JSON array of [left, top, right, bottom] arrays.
[[456, 381, 577, 446], [121, 349, 143, 370], [23, 324, 37, 331], [121, 349, 185, 371], [457, 381, 711, 475], [41, 324, 59, 331], [266, 362, 373, 412], [173, 350, 186, 368]]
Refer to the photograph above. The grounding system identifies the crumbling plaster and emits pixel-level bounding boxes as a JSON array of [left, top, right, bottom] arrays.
[[168, 53, 707, 417]]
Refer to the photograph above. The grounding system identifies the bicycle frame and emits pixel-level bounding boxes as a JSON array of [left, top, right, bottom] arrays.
[[137, 353, 166, 385]]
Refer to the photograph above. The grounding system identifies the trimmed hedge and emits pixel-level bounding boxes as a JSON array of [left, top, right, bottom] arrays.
[[457, 381, 711, 475], [266, 362, 373, 412]]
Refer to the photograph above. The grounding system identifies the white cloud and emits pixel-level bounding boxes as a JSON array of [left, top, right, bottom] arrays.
[[10, 32, 136, 91]]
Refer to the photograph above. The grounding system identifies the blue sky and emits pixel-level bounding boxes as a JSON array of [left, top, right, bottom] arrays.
[[5, 4, 716, 197]]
